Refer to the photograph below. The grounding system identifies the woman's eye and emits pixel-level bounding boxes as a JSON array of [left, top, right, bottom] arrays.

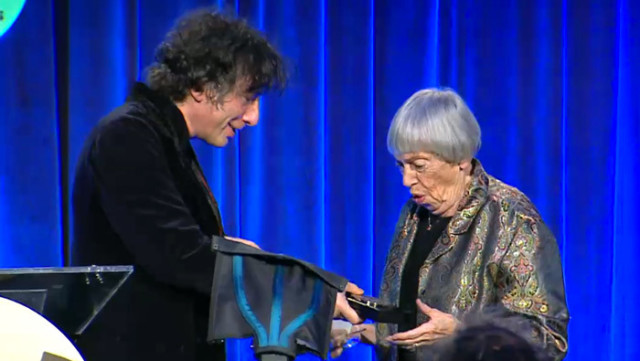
[[413, 162, 427, 170]]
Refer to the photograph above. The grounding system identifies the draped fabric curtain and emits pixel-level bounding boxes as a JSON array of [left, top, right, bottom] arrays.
[[1, 0, 638, 360]]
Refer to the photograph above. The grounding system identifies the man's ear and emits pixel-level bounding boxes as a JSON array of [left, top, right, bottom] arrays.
[[189, 89, 207, 103]]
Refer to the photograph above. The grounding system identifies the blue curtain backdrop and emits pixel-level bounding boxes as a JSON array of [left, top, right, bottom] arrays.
[[1, 0, 639, 360]]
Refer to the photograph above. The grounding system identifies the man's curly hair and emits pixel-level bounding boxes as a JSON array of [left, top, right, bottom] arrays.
[[145, 8, 287, 104]]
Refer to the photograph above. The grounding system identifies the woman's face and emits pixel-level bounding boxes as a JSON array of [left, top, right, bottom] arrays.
[[395, 152, 471, 216]]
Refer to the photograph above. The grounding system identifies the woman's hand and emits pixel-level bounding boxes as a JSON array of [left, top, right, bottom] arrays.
[[386, 300, 458, 347]]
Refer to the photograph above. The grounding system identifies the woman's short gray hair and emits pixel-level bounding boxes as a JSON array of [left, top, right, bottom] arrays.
[[387, 88, 481, 163]]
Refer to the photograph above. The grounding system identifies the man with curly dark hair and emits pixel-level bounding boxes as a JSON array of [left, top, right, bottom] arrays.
[[71, 8, 362, 361], [143, 8, 287, 147]]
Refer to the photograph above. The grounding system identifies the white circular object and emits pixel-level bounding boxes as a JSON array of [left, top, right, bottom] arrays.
[[0, 296, 84, 361]]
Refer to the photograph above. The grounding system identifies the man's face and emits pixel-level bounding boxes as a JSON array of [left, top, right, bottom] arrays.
[[191, 89, 260, 147]]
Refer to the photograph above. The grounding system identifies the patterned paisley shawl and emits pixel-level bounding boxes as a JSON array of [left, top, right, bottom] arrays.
[[375, 160, 569, 361]]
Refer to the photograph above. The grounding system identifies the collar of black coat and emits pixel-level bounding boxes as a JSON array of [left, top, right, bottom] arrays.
[[447, 158, 490, 235], [127, 82, 192, 155]]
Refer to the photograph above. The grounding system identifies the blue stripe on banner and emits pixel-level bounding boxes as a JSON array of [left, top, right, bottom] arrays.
[[278, 279, 323, 347], [232, 256, 268, 346], [268, 265, 285, 345]]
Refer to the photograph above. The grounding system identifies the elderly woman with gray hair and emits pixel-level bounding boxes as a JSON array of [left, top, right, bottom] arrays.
[[332, 88, 569, 361]]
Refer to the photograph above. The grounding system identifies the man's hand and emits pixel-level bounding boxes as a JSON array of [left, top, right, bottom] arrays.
[[386, 299, 458, 347], [351, 323, 376, 345], [224, 236, 260, 249], [330, 327, 349, 358], [330, 322, 375, 358], [333, 282, 364, 325]]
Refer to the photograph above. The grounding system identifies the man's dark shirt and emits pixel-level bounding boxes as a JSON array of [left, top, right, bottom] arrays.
[[72, 83, 225, 361]]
